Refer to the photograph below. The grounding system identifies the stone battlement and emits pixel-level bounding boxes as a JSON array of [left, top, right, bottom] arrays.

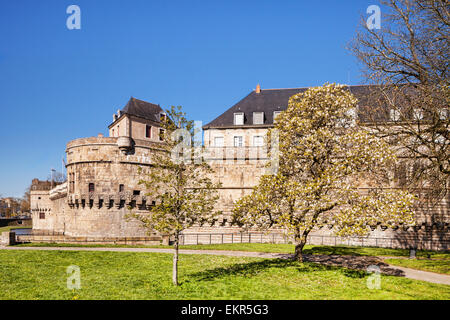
[[67, 136, 164, 151], [49, 182, 68, 200], [67, 192, 154, 209]]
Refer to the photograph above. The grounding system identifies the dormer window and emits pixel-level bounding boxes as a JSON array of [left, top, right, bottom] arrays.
[[234, 112, 244, 125], [438, 109, 448, 120], [347, 107, 357, 127], [390, 109, 401, 122], [413, 108, 423, 120], [253, 112, 264, 125], [273, 111, 282, 123]]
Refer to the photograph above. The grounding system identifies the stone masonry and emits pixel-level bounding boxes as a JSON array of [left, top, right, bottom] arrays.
[[28, 90, 449, 249]]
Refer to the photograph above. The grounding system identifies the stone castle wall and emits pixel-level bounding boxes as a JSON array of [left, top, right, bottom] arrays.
[[32, 136, 165, 238], [29, 129, 449, 249]]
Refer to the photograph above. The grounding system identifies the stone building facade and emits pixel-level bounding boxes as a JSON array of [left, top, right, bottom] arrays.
[[29, 88, 449, 249]]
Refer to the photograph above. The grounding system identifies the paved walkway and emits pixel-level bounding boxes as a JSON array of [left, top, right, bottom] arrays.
[[2, 246, 449, 285]]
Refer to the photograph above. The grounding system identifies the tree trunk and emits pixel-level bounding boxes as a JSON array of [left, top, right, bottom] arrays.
[[294, 242, 305, 262], [294, 234, 308, 263], [172, 234, 179, 286]]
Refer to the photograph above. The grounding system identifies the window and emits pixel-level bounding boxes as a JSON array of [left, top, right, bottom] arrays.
[[214, 137, 224, 147], [253, 112, 264, 125], [390, 109, 401, 121], [112, 129, 115, 137], [347, 108, 357, 120], [119, 184, 124, 193], [273, 111, 282, 123], [88, 183, 95, 193], [395, 162, 407, 185], [145, 125, 152, 138], [439, 109, 448, 120], [234, 113, 244, 125], [413, 108, 423, 120], [159, 129, 165, 141], [39, 212, 45, 219], [253, 136, 264, 147], [133, 190, 140, 196], [160, 113, 167, 122], [69, 173, 73, 193], [434, 134, 445, 144], [234, 136, 243, 147]]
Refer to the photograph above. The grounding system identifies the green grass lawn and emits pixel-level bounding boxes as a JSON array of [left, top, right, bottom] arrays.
[[385, 258, 450, 275], [0, 249, 448, 300], [15, 242, 449, 259]]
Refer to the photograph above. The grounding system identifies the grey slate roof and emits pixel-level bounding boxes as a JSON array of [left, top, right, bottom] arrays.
[[203, 85, 375, 128], [121, 97, 164, 122]]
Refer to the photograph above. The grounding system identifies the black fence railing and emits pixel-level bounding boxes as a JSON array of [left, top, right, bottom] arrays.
[[13, 231, 449, 251], [179, 232, 449, 251]]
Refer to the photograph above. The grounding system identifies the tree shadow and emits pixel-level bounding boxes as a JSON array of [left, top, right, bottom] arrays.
[[189, 259, 295, 281], [187, 257, 396, 284], [303, 246, 370, 256], [304, 254, 405, 276]]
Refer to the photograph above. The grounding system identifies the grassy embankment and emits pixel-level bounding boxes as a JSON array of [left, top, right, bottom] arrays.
[[0, 249, 448, 300]]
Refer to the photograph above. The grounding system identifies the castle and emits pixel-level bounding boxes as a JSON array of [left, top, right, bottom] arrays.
[[29, 85, 449, 249]]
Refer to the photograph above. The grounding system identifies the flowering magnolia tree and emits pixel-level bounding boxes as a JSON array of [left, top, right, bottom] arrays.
[[233, 84, 416, 262], [129, 106, 221, 286]]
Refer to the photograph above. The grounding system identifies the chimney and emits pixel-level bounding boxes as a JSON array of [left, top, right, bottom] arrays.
[[255, 84, 261, 93]]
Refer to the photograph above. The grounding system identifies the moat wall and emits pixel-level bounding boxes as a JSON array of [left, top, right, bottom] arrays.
[[28, 135, 449, 250]]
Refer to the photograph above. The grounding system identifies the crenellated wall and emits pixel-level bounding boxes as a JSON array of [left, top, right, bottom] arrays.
[[29, 132, 449, 249], [31, 136, 166, 238]]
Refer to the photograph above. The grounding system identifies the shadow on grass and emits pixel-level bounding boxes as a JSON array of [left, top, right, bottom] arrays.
[[188, 258, 376, 283], [304, 254, 405, 276], [303, 246, 366, 256], [302, 245, 404, 256]]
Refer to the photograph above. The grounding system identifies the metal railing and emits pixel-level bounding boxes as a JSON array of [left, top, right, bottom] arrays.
[[179, 232, 449, 251], [14, 230, 449, 251]]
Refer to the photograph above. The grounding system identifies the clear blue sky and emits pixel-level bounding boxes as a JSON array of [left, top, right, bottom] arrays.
[[0, 0, 376, 197]]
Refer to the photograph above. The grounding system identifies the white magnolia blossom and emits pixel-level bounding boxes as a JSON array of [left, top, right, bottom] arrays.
[[233, 84, 416, 261]]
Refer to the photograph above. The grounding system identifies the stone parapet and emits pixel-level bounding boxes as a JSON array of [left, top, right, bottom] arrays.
[[67, 193, 153, 210], [49, 182, 68, 200], [17, 234, 166, 246]]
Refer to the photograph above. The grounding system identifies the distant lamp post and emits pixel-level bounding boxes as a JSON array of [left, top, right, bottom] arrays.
[[51, 168, 56, 189]]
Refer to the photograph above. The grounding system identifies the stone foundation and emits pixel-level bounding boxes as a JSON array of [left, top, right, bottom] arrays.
[[1, 232, 16, 246]]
